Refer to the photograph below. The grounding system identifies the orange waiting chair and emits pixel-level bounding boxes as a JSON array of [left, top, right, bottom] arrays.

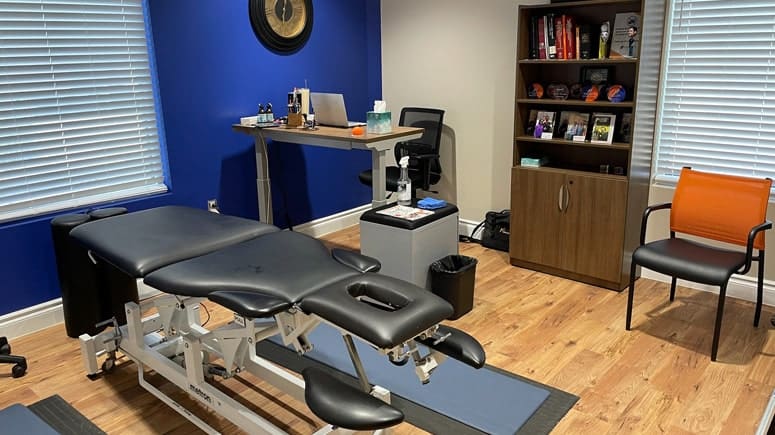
[[626, 167, 772, 361]]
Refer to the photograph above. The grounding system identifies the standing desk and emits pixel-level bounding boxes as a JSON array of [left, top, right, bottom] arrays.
[[233, 124, 423, 224]]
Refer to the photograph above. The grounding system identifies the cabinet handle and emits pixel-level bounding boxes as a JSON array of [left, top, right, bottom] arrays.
[[558, 184, 565, 211], [564, 181, 571, 212]]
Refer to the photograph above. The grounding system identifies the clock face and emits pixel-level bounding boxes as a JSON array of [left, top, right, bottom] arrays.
[[265, 0, 307, 39], [249, 0, 313, 54]]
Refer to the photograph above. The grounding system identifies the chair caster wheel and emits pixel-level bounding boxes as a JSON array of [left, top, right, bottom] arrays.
[[0, 337, 10, 355], [12, 364, 26, 378], [389, 356, 409, 366], [102, 358, 116, 374]]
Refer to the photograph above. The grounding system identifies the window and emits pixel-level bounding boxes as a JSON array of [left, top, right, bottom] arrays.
[[654, 0, 775, 185], [0, 0, 168, 222]]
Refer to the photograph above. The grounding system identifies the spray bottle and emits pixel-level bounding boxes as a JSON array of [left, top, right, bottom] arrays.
[[397, 156, 411, 206]]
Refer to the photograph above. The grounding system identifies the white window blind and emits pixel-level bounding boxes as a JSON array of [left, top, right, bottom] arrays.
[[654, 0, 775, 185], [0, 0, 167, 222]]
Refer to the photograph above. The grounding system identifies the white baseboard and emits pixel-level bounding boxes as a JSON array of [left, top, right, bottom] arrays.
[[293, 203, 372, 238], [0, 299, 64, 340], [641, 270, 775, 307]]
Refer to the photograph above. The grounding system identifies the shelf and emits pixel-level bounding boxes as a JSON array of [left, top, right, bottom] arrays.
[[519, 0, 640, 11], [515, 136, 630, 150], [518, 58, 638, 65], [516, 99, 634, 109], [516, 165, 628, 180]]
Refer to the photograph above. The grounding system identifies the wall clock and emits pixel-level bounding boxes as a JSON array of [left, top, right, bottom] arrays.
[[249, 0, 313, 54]]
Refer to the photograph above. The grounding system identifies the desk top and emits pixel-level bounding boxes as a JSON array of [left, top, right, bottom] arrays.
[[232, 124, 423, 144]]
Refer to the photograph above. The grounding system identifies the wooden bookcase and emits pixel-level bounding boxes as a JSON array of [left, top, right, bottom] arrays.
[[510, 0, 655, 291]]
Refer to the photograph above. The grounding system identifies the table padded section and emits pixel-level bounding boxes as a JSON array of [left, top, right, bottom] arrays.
[[299, 274, 454, 349], [69, 206, 278, 278], [144, 231, 360, 301]]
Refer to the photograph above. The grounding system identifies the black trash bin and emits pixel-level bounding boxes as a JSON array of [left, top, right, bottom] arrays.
[[429, 255, 478, 320]]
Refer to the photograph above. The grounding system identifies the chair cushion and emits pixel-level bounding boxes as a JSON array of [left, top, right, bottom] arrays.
[[633, 238, 747, 286]]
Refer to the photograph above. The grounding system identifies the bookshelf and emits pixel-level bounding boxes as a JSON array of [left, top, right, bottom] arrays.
[[509, 0, 654, 291]]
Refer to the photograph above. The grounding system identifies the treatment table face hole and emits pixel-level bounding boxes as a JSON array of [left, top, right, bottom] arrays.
[[347, 282, 410, 311]]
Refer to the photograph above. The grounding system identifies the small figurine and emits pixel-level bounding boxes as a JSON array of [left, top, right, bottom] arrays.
[[599, 21, 610, 59]]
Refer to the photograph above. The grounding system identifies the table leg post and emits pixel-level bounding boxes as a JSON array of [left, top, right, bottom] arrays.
[[254, 135, 273, 224], [371, 150, 388, 208]]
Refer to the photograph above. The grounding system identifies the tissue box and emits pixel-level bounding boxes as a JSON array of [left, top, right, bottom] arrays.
[[367, 111, 392, 134]]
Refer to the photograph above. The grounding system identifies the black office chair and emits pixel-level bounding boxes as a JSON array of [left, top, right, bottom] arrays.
[[358, 107, 445, 199], [0, 337, 27, 378]]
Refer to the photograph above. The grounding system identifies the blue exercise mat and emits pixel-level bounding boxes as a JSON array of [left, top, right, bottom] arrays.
[[268, 324, 550, 435]]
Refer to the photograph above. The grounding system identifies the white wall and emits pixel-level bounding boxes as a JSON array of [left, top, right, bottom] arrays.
[[381, 0, 544, 223]]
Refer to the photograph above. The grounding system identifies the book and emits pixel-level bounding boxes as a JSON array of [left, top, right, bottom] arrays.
[[534, 111, 556, 139], [610, 12, 641, 58], [578, 24, 592, 59], [559, 111, 590, 142], [564, 15, 576, 60], [546, 13, 556, 59], [529, 16, 539, 59], [590, 113, 616, 144], [554, 15, 565, 60], [537, 16, 547, 59]]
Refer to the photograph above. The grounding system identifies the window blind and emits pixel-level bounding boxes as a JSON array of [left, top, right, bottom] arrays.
[[654, 0, 775, 185], [0, 0, 167, 222]]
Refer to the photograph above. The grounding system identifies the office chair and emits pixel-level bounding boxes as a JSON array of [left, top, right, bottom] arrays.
[[358, 107, 445, 199], [626, 167, 772, 361], [0, 337, 27, 377]]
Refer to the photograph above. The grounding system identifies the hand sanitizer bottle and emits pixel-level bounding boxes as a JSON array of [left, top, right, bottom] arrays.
[[257, 104, 265, 123], [265, 103, 274, 122], [397, 156, 411, 206]]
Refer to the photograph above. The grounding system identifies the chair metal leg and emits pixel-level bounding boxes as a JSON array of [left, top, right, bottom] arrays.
[[711, 283, 728, 362], [626, 260, 638, 330], [669, 277, 677, 302], [755, 250, 765, 327]]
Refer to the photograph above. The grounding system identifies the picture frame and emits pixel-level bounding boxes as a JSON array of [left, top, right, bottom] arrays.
[[590, 112, 616, 144], [580, 66, 612, 85], [534, 111, 556, 140], [558, 111, 590, 142]]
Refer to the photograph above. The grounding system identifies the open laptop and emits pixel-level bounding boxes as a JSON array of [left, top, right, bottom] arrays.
[[310, 92, 366, 128]]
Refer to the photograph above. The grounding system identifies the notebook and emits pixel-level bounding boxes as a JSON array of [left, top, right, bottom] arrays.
[[309, 92, 366, 128]]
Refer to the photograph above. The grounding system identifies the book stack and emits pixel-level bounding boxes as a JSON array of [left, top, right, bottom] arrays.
[[530, 13, 594, 60]]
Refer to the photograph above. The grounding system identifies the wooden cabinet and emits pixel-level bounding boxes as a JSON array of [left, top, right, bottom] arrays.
[[509, 0, 661, 290]]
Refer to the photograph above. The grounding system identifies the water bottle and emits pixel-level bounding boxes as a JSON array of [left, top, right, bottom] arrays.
[[265, 103, 274, 122], [397, 156, 411, 206], [257, 104, 265, 123]]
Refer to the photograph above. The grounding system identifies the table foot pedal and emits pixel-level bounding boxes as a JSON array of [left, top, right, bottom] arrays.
[[302, 367, 403, 431]]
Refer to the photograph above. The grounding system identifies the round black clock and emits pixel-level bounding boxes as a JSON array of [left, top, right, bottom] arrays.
[[249, 0, 313, 54]]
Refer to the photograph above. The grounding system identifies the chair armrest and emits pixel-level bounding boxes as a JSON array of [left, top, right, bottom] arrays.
[[640, 203, 672, 245], [740, 220, 774, 274]]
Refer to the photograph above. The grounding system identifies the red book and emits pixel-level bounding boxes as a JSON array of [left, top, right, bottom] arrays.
[[564, 15, 576, 60], [554, 16, 565, 59], [537, 16, 547, 59]]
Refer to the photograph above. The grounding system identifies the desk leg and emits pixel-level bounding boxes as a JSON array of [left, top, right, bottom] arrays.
[[254, 135, 273, 224], [371, 149, 388, 208]]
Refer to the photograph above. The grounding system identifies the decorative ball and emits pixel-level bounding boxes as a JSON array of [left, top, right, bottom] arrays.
[[547, 83, 570, 100], [527, 83, 544, 99], [607, 84, 627, 102], [569, 83, 583, 100], [582, 84, 599, 102]]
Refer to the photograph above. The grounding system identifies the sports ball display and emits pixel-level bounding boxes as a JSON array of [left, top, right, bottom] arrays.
[[607, 84, 627, 102], [582, 84, 599, 102], [547, 83, 570, 100], [527, 83, 544, 99]]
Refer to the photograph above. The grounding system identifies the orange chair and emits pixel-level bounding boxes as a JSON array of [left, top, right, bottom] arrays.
[[626, 167, 772, 361]]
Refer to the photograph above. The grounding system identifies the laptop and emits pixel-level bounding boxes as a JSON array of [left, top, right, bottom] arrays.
[[310, 92, 366, 128]]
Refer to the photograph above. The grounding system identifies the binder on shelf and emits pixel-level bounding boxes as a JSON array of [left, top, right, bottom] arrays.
[[564, 15, 576, 60], [546, 13, 556, 59], [537, 16, 547, 59], [554, 16, 565, 60], [529, 16, 539, 59]]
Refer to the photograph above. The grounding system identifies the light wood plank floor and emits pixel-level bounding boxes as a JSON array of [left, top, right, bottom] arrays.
[[2, 224, 775, 434]]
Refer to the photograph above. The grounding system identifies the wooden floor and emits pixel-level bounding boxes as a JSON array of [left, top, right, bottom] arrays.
[[3, 224, 775, 434]]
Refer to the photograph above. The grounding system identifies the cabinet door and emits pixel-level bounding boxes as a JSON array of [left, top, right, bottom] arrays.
[[560, 174, 627, 283], [510, 167, 566, 269]]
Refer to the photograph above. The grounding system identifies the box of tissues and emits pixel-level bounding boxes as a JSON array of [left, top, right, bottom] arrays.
[[367, 100, 392, 134]]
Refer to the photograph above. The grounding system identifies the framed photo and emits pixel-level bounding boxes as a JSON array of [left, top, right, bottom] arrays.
[[581, 66, 612, 85], [525, 109, 539, 136], [559, 111, 590, 142], [534, 111, 556, 140], [590, 112, 616, 144]]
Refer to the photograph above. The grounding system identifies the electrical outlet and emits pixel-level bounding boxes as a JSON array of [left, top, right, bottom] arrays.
[[207, 199, 219, 213]]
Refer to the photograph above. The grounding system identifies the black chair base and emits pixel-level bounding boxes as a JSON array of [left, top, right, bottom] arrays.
[[0, 337, 27, 378]]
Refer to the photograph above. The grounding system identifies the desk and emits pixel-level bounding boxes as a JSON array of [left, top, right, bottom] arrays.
[[233, 124, 423, 224]]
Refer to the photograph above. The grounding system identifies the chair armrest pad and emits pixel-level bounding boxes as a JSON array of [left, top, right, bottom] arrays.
[[331, 249, 381, 273]]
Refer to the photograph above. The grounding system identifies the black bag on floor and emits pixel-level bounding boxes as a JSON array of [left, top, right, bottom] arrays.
[[471, 210, 510, 252]]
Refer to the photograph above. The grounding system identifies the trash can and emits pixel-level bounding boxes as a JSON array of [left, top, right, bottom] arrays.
[[429, 255, 478, 320]]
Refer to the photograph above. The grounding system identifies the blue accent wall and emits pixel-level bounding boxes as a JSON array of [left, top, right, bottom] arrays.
[[0, 1, 381, 316]]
